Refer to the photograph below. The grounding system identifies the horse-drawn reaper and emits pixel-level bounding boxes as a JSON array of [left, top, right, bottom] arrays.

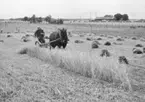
[[35, 28, 69, 49]]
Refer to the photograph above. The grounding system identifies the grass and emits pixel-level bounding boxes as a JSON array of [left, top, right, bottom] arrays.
[[1, 21, 145, 101], [17, 46, 131, 90], [1, 21, 145, 39]]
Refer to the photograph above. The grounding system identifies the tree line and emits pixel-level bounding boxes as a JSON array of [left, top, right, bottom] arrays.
[[114, 13, 129, 21], [101, 13, 129, 21], [10, 13, 129, 23], [22, 14, 63, 24]]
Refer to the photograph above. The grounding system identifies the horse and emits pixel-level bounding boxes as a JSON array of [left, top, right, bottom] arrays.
[[49, 28, 69, 49]]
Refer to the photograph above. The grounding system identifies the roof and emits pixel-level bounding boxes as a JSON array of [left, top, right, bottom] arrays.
[[95, 17, 114, 20]]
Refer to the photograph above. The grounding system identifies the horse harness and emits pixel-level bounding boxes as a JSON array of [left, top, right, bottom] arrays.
[[49, 30, 63, 44], [35, 30, 63, 48]]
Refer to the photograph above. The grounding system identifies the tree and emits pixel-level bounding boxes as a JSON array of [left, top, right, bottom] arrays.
[[122, 14, 129, 21], [114, 13, 123, 21], [59, 19, 63, 24], [45, 15, 52, 23], [57, 19, 63, 24], [37, 17, 42, 23], [30, 14, 36, 23], [50, 19, 56, 24], [23, 16, 29, 21]]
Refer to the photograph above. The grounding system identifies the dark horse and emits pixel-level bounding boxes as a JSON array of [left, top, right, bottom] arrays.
[[49, 28, 69, 49]]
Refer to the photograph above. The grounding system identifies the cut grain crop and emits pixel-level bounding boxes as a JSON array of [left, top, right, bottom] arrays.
[[17, 46, 131, 90], [116, 38, 124, 41], [100, 49, 111, 57], [92, 41, 100, 49], [75, 40, 84, 43], [104, 41, 111, 46], [135, 44, 143, 47]]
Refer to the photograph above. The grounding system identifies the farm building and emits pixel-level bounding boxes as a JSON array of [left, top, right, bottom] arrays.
[[94, 16, 115, 22]]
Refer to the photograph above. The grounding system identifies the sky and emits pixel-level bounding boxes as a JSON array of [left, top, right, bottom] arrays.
[[0, 0, 145, 19]]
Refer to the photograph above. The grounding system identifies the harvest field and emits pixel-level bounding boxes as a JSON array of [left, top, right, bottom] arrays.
[[0, 21, 145, 102]]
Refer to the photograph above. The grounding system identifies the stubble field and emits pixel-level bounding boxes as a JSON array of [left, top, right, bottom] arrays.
[[0, 21, 145, 102]]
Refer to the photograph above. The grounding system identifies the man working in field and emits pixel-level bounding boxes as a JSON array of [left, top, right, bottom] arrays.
[[34, 27, 45, 43]]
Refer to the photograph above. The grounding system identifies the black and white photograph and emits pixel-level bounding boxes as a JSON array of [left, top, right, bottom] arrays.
[[0, 0, 145, 101]]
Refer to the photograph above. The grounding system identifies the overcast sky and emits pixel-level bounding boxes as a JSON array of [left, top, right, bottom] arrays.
[[0, 0, 144, 19]]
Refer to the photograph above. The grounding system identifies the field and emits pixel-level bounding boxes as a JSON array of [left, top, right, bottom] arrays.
[[0, 21, 145, 102]]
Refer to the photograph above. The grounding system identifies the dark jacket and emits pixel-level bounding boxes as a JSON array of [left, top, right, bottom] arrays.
[[34, 29, 45, 38], [34, 29, 45, 43]]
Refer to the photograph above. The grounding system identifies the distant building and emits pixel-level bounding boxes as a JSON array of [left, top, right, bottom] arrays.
[[134, 19, 145, 22], [63, 19, 90, 23], [94, 16, 115, 22]]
